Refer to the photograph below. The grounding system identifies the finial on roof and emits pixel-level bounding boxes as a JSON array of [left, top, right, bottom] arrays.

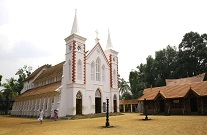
[[71, 9, 80, 35], [106, 29, 113, 50], [95, 29, 100, 44]]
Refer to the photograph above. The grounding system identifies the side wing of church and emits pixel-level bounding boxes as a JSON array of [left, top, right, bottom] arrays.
[[11, 10, 119, 118]]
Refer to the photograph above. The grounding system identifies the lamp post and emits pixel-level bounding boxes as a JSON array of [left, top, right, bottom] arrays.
[[105, 99, 110, 127]]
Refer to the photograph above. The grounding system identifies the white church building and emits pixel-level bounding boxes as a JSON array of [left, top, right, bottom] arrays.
[[11, 10, 119, 118]]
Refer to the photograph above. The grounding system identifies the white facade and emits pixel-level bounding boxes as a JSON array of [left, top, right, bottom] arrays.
[[11, 11, 119, 118]]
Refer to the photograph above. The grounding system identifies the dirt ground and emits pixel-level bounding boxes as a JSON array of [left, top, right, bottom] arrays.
[[0, 113, 207, 135]]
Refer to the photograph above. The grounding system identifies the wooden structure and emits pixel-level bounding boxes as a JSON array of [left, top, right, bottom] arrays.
[[138, 73, 207, 115], [119, 99, 138, 112]]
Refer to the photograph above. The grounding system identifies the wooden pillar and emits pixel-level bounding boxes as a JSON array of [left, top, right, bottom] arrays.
[[123, 105, 125, 112], [201, 97, 204, 114], [130, 104, 133, 112]]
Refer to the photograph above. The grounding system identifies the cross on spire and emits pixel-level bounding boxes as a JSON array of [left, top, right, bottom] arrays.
[[71, 9, 80, 34], [95, 29, 100, 44], [95, 30, 99, 39]]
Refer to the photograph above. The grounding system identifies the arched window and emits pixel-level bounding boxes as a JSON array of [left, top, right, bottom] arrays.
[[76, 91, 82, 99], [69, 60, 72, 81], [77, 60, 82, 81], [113, 69, 117, 87], [113, 94, 117, 100], [91, 62, 95, 80], [96, 58, 101, 81], [95, 89, 101, 98], [102, 65, 105, 82]]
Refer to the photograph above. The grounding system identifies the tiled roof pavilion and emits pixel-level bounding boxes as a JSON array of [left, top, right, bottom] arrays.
[[138, 73, 207, 101]]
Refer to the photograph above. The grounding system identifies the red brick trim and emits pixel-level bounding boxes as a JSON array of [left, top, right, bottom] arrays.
[[72, 41, 76, 83], [84, 44, 86, 84], [109, 54, 112, 88], [117, 56, 118, 88]]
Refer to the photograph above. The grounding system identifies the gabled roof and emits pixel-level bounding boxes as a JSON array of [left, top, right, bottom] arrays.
[[86, 43, 110, 66], [138, 81, 207, 101], [15, 82, 61, 101], [34, 61, 64, 82], [119, 99, 138, 105], [24, 65, 47, 81]]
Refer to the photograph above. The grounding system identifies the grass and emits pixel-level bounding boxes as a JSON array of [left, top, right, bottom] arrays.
[[0, 113, 207, 135]]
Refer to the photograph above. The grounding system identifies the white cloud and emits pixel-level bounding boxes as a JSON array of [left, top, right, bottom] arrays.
[[1, 0, 207, 83]]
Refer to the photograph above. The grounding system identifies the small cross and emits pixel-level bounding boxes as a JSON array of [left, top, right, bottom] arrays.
[[95, 30, 99, 39]]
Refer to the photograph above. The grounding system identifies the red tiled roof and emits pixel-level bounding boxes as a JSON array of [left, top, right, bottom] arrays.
[[34, 61, 64, 82], [119, 99, 138, 105], [24, 65, 47, 81], [138, 81, 207, 101], [15, 82, 61, 101]]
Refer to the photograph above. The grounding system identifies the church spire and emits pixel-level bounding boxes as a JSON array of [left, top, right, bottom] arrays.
[[71, 9, 80, 35], [106, 29, 113, 50]]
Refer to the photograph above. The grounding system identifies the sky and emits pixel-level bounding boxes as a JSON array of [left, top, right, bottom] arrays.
[[1, 0, 207, 83]]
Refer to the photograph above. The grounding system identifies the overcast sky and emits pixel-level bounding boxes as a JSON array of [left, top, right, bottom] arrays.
[[1, 0, 207, 83]]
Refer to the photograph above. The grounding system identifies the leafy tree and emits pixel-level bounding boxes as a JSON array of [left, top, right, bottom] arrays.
[[129, 68, 146, 99], [128, 31, 207, 100], [177, 31, 207, 77], [15, 65, 32, 95], [154, 45, 178, 86], [121, 91, 132, 100], [144, 55, 156, 87], [2, 78, 18, 114]]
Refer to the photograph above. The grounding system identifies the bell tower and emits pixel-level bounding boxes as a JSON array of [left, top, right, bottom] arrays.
[[104, 29, 119, 89], [64, 9, 86, 85], [59, 10, 87, 117]]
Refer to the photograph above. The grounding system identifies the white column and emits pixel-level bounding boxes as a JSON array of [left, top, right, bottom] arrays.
[[26, 100, 29, 115], [51, 96, 55, 117], [42, 97, 46, 117], [22, 101, 25, 115], [44, 96, 48, 117], [48, 96, 52, 117], [30, 99, 34, 116]]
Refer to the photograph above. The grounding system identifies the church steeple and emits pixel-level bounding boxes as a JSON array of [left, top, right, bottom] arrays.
[[71, 9, 80, 35], [106, 29, 113, 50]]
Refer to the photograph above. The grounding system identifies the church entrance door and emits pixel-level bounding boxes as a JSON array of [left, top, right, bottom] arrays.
[[95, 89, 101, 113], [113, 94, 117, 112], [76, 91, 82, 115]]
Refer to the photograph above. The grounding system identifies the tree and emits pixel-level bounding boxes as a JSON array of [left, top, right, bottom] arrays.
[[15, 65, 32, 95], [144, 55, 156, 87], [121, 91, 132, 100], [177, 31, 207, 77], [129, 68, 146, 99], [154, 45, 178, 86], [119, 78, 130, 95], [2, 78, 18, 114], [0, 75, 2, 86]]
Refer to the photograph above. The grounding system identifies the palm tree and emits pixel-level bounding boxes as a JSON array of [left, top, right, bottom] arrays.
[[2, 78, 18, 114], [119, 78, 130, 95]]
